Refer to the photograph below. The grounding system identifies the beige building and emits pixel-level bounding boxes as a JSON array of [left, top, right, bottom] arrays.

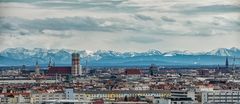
[[0, 93, 31, 104], [31, 89, 171, 103]]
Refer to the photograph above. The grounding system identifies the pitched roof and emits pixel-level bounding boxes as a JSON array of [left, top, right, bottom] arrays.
[[47, 66, 71, 75], [125, 69, 141, 75]]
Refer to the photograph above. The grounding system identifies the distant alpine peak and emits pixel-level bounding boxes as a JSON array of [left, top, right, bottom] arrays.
[[0, 47, 240, 66], [144, 49, 162, 55], [80, 50, 94, 55], [162, 50, 196, 56], [230, 47, 240, 51], [1, 47, 240, 58], [207, 48, 228, 56]]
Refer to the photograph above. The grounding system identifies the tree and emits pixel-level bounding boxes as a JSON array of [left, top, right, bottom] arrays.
[[136, 95, 140, 101], [124, 95, 128, 101]]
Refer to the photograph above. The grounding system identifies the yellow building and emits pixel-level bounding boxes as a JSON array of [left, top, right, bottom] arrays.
[[81, 90, 171, 100]]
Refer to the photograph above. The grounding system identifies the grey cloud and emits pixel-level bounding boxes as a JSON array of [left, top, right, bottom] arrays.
[[1, 15, 238, 38], [180, 16, 240, 36], [0, 22, 16, 31], [0, 0, 141, 13], [184, 21, 193, 25], [0, 18, 20, 32], [125, 36, 162, 44], [134, 14, 152, 21], [0, 17, 137, 37], [35, 0, 140, 13], [212, 17, 240, 31], [0, 16, 187, 37], [1, 0, 240, 38], [161, 16, 176, 22], [181, 5, 240, 15], [197, 5, 240, 13], [0, 0, 35, 3], [1, 0, 240, 15]]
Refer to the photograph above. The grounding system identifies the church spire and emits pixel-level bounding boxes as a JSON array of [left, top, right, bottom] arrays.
[[48, 57, 52, 67], [225, 56, 229, 68], [35, 60, 40, 75]]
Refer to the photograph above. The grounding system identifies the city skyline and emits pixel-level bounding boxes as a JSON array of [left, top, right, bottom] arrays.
[[0, 0, 239, 52], [0, 1, 240, 103]]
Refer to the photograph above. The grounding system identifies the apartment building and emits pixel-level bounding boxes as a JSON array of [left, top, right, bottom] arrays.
[[31, 88, 90, 104], [202, 90, 240, 104], [82, 90, 171, 100]]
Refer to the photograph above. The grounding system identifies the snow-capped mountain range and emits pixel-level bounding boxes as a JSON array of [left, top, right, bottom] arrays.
[[0, 47, 240, 66]]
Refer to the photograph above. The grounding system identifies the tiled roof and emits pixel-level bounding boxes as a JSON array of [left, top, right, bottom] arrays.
[[47, 67, 71, 75], [125, 69, 141, 75], [0, 92, 30, 96]]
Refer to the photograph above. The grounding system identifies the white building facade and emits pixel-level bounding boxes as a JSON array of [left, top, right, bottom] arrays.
[[202, 90, 240, 104]]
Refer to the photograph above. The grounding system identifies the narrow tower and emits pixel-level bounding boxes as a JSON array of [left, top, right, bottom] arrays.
[[71, 53, 80, 76], [35, 60, 40, 75], [225, 57, 229, 68], [48, 58, 52, 69]]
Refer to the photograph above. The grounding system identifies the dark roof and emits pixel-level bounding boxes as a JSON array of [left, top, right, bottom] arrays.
[[1, 93, 30, 96], [125, 69, 141, 75], [78, 90, 170, 94], [47, 67, 71, 75], [170, 97, 193, 101]]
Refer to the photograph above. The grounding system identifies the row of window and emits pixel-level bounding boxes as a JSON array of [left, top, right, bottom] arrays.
[[207, 100, 240, 103], [34, 94, 86, 101], [208, 92, 240, 95], [87, 93, 163, 97]]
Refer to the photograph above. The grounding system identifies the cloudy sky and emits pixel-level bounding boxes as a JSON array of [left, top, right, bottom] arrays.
[[0, 0, 239, 52]]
